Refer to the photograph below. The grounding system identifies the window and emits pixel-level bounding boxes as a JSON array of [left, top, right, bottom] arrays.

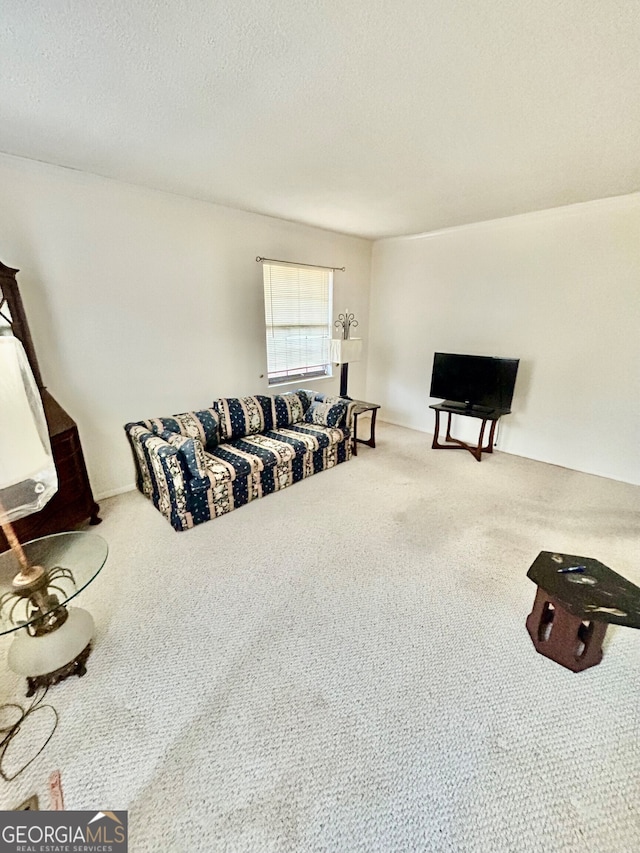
[[262, 262, 333, 385]]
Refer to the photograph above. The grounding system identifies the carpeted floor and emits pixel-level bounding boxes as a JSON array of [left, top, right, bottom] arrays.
[[1, 422, 639, 852]]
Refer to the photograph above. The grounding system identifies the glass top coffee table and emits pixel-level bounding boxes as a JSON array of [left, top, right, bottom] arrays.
[[0, 532, 108, 694]]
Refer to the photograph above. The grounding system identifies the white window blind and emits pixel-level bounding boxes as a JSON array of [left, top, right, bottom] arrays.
[[263, 263, 333, 384]]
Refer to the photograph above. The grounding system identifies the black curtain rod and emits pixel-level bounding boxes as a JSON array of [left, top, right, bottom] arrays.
[[256, 256, 345, 272]]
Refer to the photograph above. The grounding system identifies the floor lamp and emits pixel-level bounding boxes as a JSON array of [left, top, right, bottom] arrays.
[[331, 310, 363, 398]]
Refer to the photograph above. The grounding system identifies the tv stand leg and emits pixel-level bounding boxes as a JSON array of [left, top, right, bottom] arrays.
[[431, 409, 500, 462], [486, 419, 498, 453], [432, 408, 454, 451], [445, 412, 453, 443], [474, 419, 488, 461], [431, 409, 442, 450]]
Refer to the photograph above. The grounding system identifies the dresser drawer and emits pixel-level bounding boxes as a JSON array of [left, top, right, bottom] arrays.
[[52, 428, 79, 463], [54, 451, 84, 487]]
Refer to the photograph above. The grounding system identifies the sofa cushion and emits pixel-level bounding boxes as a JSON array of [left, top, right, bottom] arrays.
[[214, 395, 274, 441], [231, 433, 297, 465], [266, 425, 333, 453], [205, 445, 252, 482], [144, 409, 220, 451], [207, 432, 297, 481], [295, 389, 315, 412], [304, 398, 348, 428], [272, 392, 305, 428]]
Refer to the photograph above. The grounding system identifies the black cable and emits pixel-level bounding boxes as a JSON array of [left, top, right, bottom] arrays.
[[0, 687, 58, 782]]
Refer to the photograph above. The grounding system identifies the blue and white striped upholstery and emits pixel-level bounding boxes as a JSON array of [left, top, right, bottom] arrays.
[[125, 391, 353, 531], [143, 409, 220, 451], [213, 396, 274, 441]]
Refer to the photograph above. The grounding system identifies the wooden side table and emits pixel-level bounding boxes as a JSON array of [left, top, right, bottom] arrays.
[[350, 400, 381, 456], [525, 551, 640, 672]]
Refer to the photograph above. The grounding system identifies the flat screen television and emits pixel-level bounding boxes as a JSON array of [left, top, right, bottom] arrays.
[[430, 352, 519, 414]]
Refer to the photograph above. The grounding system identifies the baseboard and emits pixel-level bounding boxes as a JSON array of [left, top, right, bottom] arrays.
[[377, 415, 432, 436], [95, 483, 137, 501], [377, 416, 637, 486]]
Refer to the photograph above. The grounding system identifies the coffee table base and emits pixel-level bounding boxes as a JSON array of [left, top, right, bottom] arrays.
[[25, 643, 92, 697], [526, 587, 607, 672]]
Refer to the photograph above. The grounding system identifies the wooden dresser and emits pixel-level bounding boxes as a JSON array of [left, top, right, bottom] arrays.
[[0, 261, 100, 551]]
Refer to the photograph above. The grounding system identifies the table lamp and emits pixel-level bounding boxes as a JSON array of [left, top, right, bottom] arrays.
[[331, 310, 363, 398], [0, 335, 57, 575], [0, 335, 99, 691]]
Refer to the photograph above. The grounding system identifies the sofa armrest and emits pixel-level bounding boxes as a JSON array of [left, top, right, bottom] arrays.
[[342, 399, 356, 433], [124, 424, 195, 530]]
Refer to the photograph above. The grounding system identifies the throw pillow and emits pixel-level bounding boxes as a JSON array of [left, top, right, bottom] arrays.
[[304, 399, 348, 428], [157, 430, 208, 479], [145, 409, 220, 451], [314, 393, 346, 407], [295, 389, 315, 413]]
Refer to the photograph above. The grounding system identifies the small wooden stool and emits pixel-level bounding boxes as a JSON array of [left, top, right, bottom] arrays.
[[526, 551, 640, 672]]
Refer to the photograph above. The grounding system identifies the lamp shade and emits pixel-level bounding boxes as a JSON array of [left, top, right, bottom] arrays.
[[0, 336, 57, 522], [330, 338, 363, 364]]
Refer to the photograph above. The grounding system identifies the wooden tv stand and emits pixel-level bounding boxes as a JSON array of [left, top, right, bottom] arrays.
[[429, 401, 510, 462]]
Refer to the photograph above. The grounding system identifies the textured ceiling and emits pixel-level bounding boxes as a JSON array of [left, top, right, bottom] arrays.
[[2, 1, 639, 239]]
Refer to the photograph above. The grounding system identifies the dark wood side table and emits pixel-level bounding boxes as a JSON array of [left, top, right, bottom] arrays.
[[350, 400, 381, 456], [429, 401, 509, 462], [526, 551, 640, 672]]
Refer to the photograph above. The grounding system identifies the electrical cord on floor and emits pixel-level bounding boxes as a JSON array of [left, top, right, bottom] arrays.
[[0, 687, 58, 782]]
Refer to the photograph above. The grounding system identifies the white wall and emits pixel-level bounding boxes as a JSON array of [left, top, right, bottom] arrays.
[[368, 194, 640, 485], [0, 154, 372, 498]]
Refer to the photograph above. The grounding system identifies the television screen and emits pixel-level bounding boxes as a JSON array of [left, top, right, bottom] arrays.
[[430, 352, 519, 413]]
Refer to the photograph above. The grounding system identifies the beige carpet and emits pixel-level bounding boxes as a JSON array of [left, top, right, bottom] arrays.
[[1, 422, 639, 852]]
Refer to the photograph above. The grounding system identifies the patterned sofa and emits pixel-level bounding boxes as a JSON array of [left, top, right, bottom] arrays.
[[124, 390, 355, 531]]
